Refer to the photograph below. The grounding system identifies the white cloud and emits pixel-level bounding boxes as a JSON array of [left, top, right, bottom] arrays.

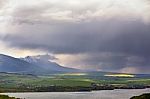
[[0, 0, 150, 26]]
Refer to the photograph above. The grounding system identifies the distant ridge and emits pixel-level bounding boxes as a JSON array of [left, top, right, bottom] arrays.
[[1, 54, 150, 76], [21, 54, 79, 72], [0, 54, 79, 74], [0, 54, 41, 73]]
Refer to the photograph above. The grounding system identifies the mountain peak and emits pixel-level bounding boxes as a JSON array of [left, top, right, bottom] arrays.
[[24, 54, 57, 62], [0, 53, 40, 74], [0, 53, 79, 74], [0, 54, 12, 58], [0, 54, 18, 61]]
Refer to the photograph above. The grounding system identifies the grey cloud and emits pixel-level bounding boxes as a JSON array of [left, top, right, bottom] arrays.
[[9, 0, 150, 24], [72, 53, 150, 73], [29, 54, 57, 61], [1, 0, 150, 73], [3, 19, 150, 56], [2, 19, 150, 73], [0, 0, 7, 8]]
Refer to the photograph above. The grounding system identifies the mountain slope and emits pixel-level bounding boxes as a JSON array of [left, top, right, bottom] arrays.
[[0, 54, 78, 74], [21, 54, 78, 72], [0, 54, 41, 73]]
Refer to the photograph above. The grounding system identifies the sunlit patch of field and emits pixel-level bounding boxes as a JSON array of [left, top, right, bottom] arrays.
[[127, 79, 150, 81], [59, 73, 87, 76], [73, 78, 94, 82], [110, 84, 126, 86], [104, 74, 135, 77]]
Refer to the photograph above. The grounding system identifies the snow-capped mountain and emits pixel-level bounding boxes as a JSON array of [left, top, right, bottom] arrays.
[[0, 54, 78, 74], [21, 54, 78, 72], [0, 54, 41, 73]]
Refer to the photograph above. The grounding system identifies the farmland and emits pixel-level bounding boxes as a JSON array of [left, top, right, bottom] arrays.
[[0, 72, 150, 92]]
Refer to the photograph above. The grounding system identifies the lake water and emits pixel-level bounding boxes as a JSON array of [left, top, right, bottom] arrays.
[[1, 88, 150, 99]]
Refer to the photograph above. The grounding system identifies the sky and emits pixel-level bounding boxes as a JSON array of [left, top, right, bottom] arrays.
[[0, 0, 150, 73]]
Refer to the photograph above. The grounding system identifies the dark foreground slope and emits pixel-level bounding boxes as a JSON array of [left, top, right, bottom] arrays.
[[0, 94, 20, 99], [130, 93, 150, 99]]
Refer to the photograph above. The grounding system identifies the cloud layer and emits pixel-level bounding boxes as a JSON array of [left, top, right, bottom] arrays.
[[0, 0, 150, 73]]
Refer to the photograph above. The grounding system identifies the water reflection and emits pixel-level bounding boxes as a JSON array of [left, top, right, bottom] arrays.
[[1, 88, 150, 99]]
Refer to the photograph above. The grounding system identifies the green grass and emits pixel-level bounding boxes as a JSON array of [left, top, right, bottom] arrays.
[[130, 93, 150, 99], [0, 72, 150, 91], [0, 95, 19, 99]]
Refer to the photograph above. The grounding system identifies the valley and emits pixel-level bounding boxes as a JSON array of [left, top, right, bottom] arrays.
[[0, 72, 150, 92], [0, 54, 150, 92]]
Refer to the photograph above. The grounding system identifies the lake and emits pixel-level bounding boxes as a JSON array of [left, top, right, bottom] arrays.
[[1, 88, 150, 99]]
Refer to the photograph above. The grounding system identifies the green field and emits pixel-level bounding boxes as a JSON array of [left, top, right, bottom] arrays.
[[0, 72, 150, 92]]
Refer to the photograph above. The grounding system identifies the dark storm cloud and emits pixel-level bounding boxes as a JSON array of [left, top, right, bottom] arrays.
[[75, 53, 150, 73], [3, 19, 150, 56], [2, 19, 150, 74], [1, 0, 150, 73]]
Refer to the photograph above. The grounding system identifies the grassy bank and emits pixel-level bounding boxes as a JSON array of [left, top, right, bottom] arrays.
[[130, 93, 150, 99], [0, 95, 20, 99]]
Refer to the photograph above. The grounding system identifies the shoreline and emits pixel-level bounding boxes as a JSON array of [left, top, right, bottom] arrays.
[[1, 88, 149, 99], [0, 87, 150, 93]]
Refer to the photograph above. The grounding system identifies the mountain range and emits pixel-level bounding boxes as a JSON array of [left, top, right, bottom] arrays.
[[0, 54, 78, 74]]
